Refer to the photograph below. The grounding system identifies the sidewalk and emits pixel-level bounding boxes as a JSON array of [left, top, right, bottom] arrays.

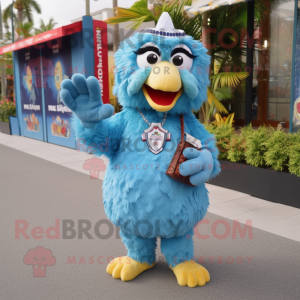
[[0, 132, 299, 242]]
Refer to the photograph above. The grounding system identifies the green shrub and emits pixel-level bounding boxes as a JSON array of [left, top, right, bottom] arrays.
[[205, 122, 300, 177], [288, 132, 300, 177], [240, 124, 253, 139], [227, 125, 252, 163], [264, 128, 290, 171], [0, 100, 16, 122], [245, 126, 269, 167], [205, 124, 215, 135], [227, 135, 247, 162], [206, 124, 234, 160]]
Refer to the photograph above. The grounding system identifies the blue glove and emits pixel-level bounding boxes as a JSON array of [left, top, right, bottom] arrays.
[[179, 147, 214, 186], [60, 74, 114, 128]]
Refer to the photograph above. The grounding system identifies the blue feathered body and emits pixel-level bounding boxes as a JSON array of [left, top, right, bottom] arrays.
[[72, 31, 220, 246]]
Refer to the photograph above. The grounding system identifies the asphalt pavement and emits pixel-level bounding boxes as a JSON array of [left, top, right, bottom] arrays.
[[1, 144, 299, 300]]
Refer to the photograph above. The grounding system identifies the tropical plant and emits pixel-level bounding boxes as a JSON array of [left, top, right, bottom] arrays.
[[204, 71, 249, 123], [210, 72, 249, 91], [202, 0, 273, 123], [212, 112, 235, 127], [207, 0, 272, 73], [3, 0, 41, 25], [105, 0, 203, 40], [203, 88, 228, 125], [35, 18, 57, 35]]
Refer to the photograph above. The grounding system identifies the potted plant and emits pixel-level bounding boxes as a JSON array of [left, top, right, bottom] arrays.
[[207, 124, 300, 209]]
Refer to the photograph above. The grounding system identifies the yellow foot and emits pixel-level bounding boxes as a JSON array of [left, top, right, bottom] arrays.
[[171, 260, 210, 288], [106, 256, 155, 281]]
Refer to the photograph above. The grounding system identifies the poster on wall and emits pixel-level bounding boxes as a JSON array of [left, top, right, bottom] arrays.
[[294, 97, 300, 128], [18, 47, 45, 141], [42, 36, 75, 148]]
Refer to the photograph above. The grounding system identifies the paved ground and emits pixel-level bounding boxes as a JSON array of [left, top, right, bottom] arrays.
[[0, 143, 300, 300], [1, 133, 300, 242]]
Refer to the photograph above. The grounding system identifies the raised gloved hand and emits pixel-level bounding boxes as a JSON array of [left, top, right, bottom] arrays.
[[60, 74, 114, 128], [179, 147, 214, 186]]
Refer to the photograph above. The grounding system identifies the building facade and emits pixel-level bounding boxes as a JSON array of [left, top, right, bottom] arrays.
[[186, 0, 300, 132]]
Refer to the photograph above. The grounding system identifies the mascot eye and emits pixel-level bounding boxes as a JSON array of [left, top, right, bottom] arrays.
[[170, 46, 196, 70], [136, 51, 162, 68], [172, 55, 184, 66], [170, 53, 193, 70], [135, 45, 162, 68], [147, 53, 159, 64]]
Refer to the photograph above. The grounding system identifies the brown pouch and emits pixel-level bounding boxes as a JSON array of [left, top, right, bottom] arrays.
[[165, 115, 201, 187]]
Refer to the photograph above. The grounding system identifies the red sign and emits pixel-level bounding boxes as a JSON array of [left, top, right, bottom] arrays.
[[0, 22, 82, 55], [93, 20, 109, 104]]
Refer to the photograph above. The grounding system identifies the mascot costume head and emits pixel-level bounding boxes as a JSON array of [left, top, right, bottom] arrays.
[[61, 12, 220, 288]]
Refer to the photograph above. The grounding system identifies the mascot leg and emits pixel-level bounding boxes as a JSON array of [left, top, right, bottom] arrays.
[[106, 230, 156, 281], [161, 229, 210, 288]]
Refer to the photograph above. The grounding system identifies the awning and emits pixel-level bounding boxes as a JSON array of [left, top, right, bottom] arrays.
[[0, 21, 82, 55], [184, 0, 252, 15]]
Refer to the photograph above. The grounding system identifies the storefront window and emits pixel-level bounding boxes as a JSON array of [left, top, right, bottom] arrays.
[[253, 0, 295, 126], [292, 1, 300, 132]]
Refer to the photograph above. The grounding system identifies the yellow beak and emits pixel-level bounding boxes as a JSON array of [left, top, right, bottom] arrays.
[[142, 61, 182, 112]]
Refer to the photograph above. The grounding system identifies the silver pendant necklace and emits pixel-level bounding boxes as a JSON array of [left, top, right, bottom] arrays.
[[137, 108, 171, 155]]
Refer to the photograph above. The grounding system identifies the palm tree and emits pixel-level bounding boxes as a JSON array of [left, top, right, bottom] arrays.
[[15, 22, 34, 40], [105, 0, 203, 39], [35, 18, 57, 35], [3, 0, 41, 25], [112, 0, 120, 52]]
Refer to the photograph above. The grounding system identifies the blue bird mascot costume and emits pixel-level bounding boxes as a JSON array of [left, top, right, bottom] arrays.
[[60, 12, 220, 288]]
